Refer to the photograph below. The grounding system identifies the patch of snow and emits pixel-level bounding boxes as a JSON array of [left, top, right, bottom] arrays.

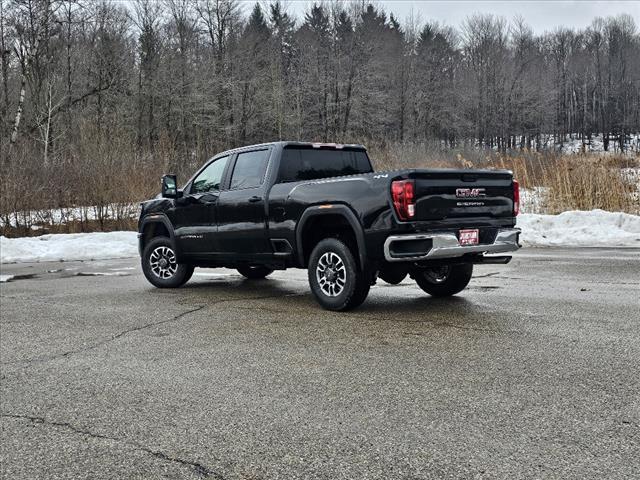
[[621, 168, 640, 204], [0, 203, 140, 228], [620, 168, 640, 183], [193, 272, 236, 278], [472, 132, 640, 155], [549, 132, 640, 155], [75, 271, 132, 277], [520, 187, 549, 214], [0, 274, 14, 282], [518, 210, 640, 247], [2, 210, 639, 265], [0, 232, 138, 264]]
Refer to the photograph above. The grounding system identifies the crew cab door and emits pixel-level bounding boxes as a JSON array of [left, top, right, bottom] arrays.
[[172, 155, 230, 255], [215, 148, 272, 257]]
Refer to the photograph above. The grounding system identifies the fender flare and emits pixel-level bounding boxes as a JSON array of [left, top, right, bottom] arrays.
[[296, 204, 367, 270], [139, 214, 177, 253]]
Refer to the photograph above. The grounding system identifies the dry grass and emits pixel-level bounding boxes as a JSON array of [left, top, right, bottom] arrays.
[[368, 142, 640, 215], [2, 139, 638, 238], [0, 125, 199, 237], [489, 153, 639, 214]]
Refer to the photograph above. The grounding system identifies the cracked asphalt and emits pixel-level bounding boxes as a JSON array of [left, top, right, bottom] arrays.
[[1, 248, 639, 479]]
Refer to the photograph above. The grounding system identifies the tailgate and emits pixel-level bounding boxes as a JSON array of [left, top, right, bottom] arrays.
[[404, 169, 514, 221]]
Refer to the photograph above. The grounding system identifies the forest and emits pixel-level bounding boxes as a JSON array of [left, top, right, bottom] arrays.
[[1, 0, 639, 230]]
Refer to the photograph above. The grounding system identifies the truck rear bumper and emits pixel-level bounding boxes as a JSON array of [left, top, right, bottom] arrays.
[[383, 228, 521, 262]]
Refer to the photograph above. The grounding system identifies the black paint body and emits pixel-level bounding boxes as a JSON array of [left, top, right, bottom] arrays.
[[138, 141, 517, 270]]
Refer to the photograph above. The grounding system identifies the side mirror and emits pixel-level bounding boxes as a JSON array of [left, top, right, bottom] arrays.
[[161, 174, 180, 198]]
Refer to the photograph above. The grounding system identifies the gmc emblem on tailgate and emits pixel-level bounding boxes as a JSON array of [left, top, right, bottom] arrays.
[[456, 188, 486, 198]]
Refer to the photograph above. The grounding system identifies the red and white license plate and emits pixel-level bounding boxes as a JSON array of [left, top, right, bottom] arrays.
[[459, 229, 479, 246]]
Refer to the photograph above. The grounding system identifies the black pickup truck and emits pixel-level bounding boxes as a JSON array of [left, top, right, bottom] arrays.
[[138, 141, 521, 310]]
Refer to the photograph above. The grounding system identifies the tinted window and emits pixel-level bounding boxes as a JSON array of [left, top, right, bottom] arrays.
[[191, 156, 229, 193], [278, 148, 372, 183], [230, 150, 270, 189]]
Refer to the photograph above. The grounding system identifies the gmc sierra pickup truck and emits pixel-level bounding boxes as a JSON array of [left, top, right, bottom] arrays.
[[139, 141, 521, 310]]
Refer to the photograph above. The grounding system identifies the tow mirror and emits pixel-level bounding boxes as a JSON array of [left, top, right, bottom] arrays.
[[161, 174, 180, 198]]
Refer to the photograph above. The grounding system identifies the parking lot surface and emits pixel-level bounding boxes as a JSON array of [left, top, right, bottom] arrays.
[[1, 248, 639, 479]]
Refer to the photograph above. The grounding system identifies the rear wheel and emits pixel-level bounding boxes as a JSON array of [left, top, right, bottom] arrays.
[[413, 263, 473, 297], [142, 237, 194, 288], [308, 238, 370, 311], [237, 265, 273, 279]]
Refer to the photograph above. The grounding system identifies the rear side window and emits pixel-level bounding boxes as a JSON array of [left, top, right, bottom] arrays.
[[230, 150, 270, 190], [278, 148, 372, 183]]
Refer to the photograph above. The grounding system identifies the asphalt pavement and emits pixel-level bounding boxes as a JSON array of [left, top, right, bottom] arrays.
[[1, 248, 639, 479]]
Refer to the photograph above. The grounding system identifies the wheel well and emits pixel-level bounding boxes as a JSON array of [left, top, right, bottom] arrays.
[[300, 214, 359, 268], [141, 221, 170, 251]]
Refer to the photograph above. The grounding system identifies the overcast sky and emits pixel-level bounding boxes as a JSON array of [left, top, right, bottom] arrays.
[[254, 1, 640, 33]]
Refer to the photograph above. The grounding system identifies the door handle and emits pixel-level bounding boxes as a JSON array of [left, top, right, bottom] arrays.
[[248, 195, 262, 203]]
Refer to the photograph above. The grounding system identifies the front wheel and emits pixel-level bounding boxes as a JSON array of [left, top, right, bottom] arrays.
[[308, 238, 370, 311], [413, 263, 473, 297], [142, 237, 194, 288]]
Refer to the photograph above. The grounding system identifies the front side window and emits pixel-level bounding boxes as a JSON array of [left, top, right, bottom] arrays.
[[191, 156, 229, 193], [230, 150, 270, 190]]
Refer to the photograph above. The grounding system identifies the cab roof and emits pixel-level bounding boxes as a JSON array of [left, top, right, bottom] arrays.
[[217, 141, 367, 157]]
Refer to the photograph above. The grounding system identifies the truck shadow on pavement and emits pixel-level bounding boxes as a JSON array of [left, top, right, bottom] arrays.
[[177, 276, 485, 324]]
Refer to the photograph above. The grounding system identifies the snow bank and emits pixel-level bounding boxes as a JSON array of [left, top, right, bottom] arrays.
[[0, 232, 138, 264], [518, 210, 640, 247], [1, 210, 639, 264]]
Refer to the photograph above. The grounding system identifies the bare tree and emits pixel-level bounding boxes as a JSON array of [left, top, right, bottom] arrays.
[[2, 1, 640, 222]]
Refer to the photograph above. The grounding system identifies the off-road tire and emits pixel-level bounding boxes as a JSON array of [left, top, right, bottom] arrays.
[[237, 266, 274, 279], [413, 263, 473, 297], [308, 238, 370, 311], [142, 237, 194, 288]]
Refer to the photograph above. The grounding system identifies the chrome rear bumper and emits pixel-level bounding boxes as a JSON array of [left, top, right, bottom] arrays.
[[383, 228, 521, 262]]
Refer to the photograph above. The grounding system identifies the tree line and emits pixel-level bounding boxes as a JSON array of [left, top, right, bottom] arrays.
[[1, 0, 639, 171]]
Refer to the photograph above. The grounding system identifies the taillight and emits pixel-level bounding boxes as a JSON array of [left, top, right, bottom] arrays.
[[513, 179, 520, 216], [391, 179, 415, 221]]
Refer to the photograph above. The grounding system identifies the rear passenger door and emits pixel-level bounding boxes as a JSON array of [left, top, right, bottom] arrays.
[[215, 148, 272, 258]]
